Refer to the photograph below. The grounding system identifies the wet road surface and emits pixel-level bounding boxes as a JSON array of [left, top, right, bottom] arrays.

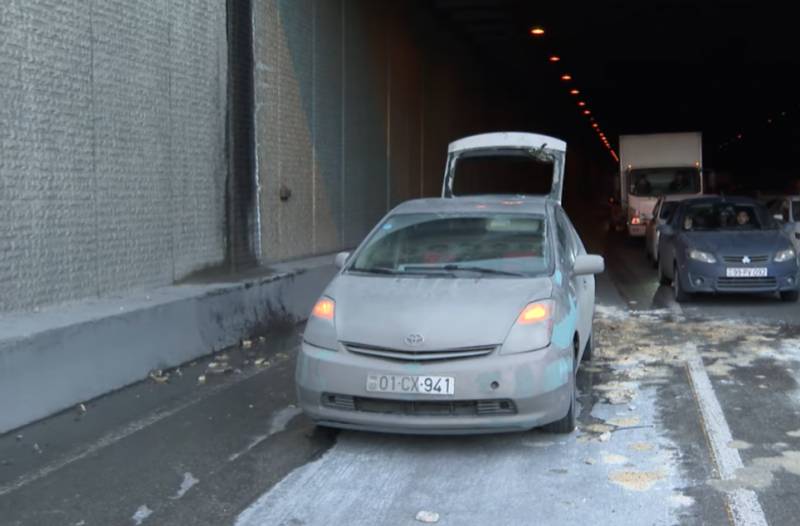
[[1, 207, 800, 526]]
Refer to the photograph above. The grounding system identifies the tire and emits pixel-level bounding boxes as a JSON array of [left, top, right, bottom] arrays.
[[673, 262, 690, 303], [544, 341, 578, 434], [581, 334, 593, 362], [658, 258, 671, 285], [780, 290, 799, 302]]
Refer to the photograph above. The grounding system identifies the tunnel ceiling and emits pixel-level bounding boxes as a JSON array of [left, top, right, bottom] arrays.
[[428, 0, 799, 153]]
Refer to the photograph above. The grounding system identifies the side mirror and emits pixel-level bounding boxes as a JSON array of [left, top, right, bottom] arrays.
[[334, 251, 351, 269], [658, 224, 675, 236], [573, 254, 604, 276]]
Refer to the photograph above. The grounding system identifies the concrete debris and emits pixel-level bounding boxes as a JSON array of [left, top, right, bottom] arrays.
[[609, 469, 665, 491], [216, 353, 230, 362], [206, 362, 233, 375], [77, 403, 87, 415], [175, 368, 182, 377], [787, 429, 800, 438], [131, 504, 153, 525], [601, 453, 628, 465], [415, 510, 440, 523], [242, 339, 253, 349], [608, 416, 640, 428], [149, 370, 169, 384], [16, 434, 23, 442], [669, 493, 695, 507], [197, 375, 206, 385], [169, 472, 199, 500], [727, 440, 753, 450], [258, 336, 266, 343], [33, 443, 42, 454], [584, 423, 614, 434], [254, 358, 269, 367], [584, 458, 596, 465], [628, 442, 654, 452], [599, 432, 611, 442]]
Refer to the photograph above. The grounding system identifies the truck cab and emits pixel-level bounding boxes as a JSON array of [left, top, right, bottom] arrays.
[[619, 132, 704, 237]]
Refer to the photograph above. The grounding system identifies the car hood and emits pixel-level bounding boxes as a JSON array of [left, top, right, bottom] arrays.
[[327, 274, 553, 350], [683, 230, 791, 255]]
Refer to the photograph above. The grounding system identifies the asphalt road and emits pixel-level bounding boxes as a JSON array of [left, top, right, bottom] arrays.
[[1, 206, 799, 526]]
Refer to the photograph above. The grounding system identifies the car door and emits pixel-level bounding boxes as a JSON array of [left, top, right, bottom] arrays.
[[555, 207, 591, 353], [646, 198, 663, 257], [783, 199, 800, 251], [658, 205, 680, 279]]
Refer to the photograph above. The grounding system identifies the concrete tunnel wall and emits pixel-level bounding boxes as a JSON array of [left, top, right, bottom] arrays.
[[0, 0, 228, 314], [252, 0, 528, 261]]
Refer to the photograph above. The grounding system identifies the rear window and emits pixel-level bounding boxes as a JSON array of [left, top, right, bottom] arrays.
[[450, 153, 553, 196], [349, 213, 551, 277]]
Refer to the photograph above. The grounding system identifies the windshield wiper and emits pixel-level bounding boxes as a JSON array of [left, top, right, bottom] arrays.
[[349, 266, 400, 275], [403, 264, 525, 277]]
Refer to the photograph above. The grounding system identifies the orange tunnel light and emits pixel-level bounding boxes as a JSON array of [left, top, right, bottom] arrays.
[[569, 89, 580, 95], [549, 55, 560, 62], [530, 27, 545, 36], [578, 101, 586, 107], [560, 74, 572, 81]]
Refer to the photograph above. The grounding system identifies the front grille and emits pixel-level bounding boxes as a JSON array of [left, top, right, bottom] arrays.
[[717, 277, 777, 289], [343, 342, 497, 362], [722, 254, 769, 263], [321, 394, 517, 416]]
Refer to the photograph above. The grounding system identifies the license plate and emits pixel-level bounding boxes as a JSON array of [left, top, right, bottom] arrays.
[[366, 374, 455, 396], [726, 267, 767, 277]]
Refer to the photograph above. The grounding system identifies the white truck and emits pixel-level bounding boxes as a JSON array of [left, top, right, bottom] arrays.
[[618, 132, 703, 237]]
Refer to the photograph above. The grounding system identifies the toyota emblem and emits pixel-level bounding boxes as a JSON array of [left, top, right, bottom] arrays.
[[404, 333, 424, 346], [742, 256, 751, 264]]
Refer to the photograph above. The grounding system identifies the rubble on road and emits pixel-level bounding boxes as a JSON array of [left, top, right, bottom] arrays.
[[242, 339, 253, 349], [415, 510, 440, 523], [197, 375, 207, 385], [148, 370, 169, 384]]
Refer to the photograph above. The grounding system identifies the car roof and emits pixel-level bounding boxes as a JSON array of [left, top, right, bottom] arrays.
[[661, 193, 710, 203], [390, 195, 551, 215]]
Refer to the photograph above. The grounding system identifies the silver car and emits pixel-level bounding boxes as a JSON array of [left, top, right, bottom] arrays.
[[296, 133, 604, 434]]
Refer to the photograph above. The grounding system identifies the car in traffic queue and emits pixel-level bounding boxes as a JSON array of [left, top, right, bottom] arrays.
[[296, 133, 604, 435], [645, 194, 699, 267], [767, 195, 800, 252], [657, 196, 800, 302]]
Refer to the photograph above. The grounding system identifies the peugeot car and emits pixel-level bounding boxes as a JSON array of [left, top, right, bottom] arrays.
[[295, 133, 604, 434]]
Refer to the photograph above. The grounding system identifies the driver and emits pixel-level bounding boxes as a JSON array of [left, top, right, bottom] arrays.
[[736, 210, 751, 226]]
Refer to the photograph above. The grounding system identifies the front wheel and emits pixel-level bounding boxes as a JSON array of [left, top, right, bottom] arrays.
[[544, 342, 578, 434], [780, 290, 799, 302], [581, 334, 593, 362]]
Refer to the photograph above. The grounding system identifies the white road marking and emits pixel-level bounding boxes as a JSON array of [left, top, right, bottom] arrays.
[[227, 406, 302, 463], [684, 343, 768, 526], [0, 366, 268, 497]]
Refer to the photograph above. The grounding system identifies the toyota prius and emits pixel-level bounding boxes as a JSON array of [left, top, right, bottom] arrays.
[[295, 133, 604, 434]]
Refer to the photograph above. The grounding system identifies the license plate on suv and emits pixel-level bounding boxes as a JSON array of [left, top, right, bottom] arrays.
[[726, 267, 767, 277], [366, 374, 455, 396]]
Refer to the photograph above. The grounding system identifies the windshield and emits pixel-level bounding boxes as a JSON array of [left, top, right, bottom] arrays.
[[450, 152, 554, 196], [681, 202, 776, 231], [660, 201, 678, 219], [349, 213, 550, 277], [629, 167, 701, 197]]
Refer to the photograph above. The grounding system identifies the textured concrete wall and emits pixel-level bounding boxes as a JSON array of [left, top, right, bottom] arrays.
[[252, 0, 507, 261], [0, 0, 227, 313]]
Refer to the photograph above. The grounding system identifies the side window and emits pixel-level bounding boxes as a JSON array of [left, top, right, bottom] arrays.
[[782, 201, 791, 222], [555, 209, 577, 265]]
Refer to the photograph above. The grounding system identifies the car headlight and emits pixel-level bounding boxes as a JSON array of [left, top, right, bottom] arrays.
[[500, 300, 553, 355], [775, 248, 797, 263], [688, 249, 717, 264], [303, 297, 338, 350]]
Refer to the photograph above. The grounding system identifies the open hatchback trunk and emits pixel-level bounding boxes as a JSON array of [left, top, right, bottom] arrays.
[[441, 132, 567, 204]]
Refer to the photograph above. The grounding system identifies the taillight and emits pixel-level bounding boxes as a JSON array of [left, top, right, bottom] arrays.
[[311, 298, 335, 320]]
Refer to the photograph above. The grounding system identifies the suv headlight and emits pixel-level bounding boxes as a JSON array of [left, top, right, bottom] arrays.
[[500, 301, 553, 354], [775, 248, 797, 263], [303, 297, 338, 350], [688, 249, 717, 264]]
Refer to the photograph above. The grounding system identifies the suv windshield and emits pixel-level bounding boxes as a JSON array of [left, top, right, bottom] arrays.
[[681, 202, 776, 231], [349, 213, 550, 277], [629, 167, 700, 197]]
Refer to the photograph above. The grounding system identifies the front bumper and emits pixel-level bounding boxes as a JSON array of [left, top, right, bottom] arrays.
[[680, 260, 800, 294], [295, 341, 573, 435]]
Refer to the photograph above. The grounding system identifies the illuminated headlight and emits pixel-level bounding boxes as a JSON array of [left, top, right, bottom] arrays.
[[774, 248, 797, 263], [688, 249, 717, 264], [500, 301, 553, 354], [303, 297, 338, 350]]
